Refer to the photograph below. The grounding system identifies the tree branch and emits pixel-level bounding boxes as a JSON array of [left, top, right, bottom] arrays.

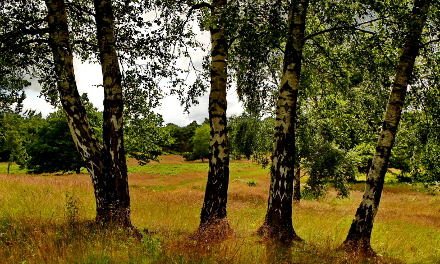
[[0, 39, 49, 49], [308, 38, 347, 83], [72, 39, 98, 49], [423, 38, 440, 46], [0, 28, 49, 43], [305, 26, 375, 42], [173, 2, 213, 48], [191, 2, 213, 11], [65, 1, 96, 17], [304, 18, 383, 42]]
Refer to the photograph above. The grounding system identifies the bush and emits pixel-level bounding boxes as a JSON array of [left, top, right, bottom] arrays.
[[246, 179, 258, 186], [302, 142, 358, 199], [26, 112, 84, 173]]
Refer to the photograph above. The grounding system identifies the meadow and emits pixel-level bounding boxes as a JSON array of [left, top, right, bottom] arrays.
[[0, 155, 439, 263]]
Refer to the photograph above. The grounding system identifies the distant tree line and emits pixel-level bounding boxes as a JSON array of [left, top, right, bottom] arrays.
[[0, 94, 171, 173]]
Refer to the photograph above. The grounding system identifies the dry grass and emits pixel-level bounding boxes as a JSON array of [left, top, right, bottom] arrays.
[[0, 155, 439, 263]]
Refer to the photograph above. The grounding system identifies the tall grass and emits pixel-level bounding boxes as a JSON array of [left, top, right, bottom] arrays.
[[0, 155, 438, 263]]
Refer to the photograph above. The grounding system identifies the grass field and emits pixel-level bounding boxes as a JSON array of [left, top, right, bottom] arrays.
[[0, 155, 439, 263]]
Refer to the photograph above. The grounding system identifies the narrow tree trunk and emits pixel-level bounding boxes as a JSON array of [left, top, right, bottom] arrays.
[[293, 164, 301, 202], [293, 107, 301, 203], [341, 0, 431, 254], [198, 0, 231, 236], [257, 0, 308, 243], [93, 0, 131, 227]]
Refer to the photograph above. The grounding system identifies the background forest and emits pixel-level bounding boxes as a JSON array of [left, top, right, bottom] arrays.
[[1, 0, 440, 263]]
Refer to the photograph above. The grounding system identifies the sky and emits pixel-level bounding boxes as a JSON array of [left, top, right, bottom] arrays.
[[22, 59, 243, 127], [21, 26, 244, 127]]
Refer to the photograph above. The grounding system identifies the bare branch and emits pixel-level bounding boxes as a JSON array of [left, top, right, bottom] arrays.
[[65, 1, 96, 17], [191, 2, 213, 11], [304, 18, 384, 42], [305, 26, 375, 42]]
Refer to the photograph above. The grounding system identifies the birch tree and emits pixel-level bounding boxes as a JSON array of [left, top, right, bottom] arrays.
[[251, 0, 385, 241], [2, 0, 192, 227], [257, 0, 309, 243], [341, 0, 432, 254], [197, 0, 232, 236], [45, 0, 132, 226]]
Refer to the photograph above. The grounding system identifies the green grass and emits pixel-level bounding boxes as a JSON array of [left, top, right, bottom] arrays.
[[0, 156, 439, 263], [128, 162, 209, 175], [0, 163, 28, 174]]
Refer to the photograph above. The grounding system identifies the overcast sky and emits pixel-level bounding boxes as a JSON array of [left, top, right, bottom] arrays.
[[22, 26, 244, 127]]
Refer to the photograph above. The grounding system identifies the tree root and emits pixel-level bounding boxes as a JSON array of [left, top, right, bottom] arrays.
[[337, 240, 377, 258], [257, 223, 303, 245], [190, 218, 233, 243]]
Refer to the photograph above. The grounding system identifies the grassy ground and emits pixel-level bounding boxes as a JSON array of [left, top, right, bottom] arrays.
[[0, 155, 439, 263]]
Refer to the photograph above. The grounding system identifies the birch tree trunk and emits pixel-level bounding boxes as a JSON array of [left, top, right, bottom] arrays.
[[198, 0, 231, 235], [93, 0, 132, 227], [341, 0, 431, 254], [45, 0, 132, 227], [45, 0, 107, 222], [257, 0, 308, 243]]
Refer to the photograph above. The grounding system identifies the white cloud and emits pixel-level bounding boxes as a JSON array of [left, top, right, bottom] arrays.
[[73, 58, 104, 111], [227, 88, 244, 118], [157, 93, 209, 126], [156, 87, 243, 127], [22, 79, 55, 116], [22, 59, 105, 116]]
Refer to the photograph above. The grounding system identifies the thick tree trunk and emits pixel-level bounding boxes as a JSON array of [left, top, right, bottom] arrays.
[[341, 0, 431, 254], [198, 0, 231, 236], [93, 0, 131, 227], [257, 0, 308, 243], [45, 0, 106, 219], [45, 0, 132, 227]]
